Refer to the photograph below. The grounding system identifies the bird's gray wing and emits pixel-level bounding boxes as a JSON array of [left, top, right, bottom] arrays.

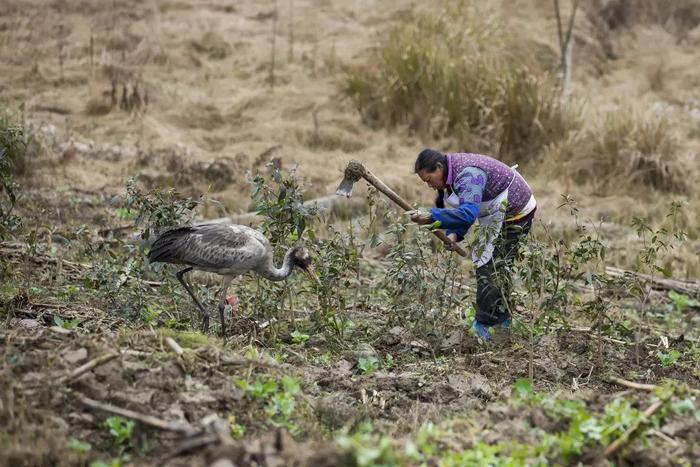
[[177, 223, 269, 273]]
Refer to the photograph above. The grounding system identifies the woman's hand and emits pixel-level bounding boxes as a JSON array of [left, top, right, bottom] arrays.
[[410, 211, 433, 225], [444, 232, 458, 250]]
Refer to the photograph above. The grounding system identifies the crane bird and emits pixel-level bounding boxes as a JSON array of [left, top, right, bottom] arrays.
[[147, 222, 319, 337]]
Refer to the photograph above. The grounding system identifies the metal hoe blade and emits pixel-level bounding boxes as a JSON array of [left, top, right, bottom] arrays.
[[335, 178, 355, 198]]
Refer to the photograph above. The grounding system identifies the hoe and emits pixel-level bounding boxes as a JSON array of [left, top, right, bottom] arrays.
[[335, 160, 467, 257]]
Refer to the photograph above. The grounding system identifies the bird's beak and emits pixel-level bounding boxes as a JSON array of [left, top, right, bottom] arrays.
[[304, 265, 321, 287]]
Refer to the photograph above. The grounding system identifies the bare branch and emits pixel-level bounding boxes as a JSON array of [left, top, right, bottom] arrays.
[[56, 352, 120, 385], [76, 393, 200, 436], [604, 398, 667, 458], [553, 0, 564, 54]]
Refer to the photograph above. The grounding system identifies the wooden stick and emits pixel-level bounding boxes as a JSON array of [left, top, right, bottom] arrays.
[[157, 434, 219, 466], [219, 355, 280, 369], [56, 352, 120, 385], [603, 398, 667, 458], [76, 393, 200, 436], [605, 375, 700, 396], [360, 167, 468, 258], [649, 429, 679, 447], [604, 376, 657, 392], [605, 266, 700, 296], [165, 337, 184, 356]]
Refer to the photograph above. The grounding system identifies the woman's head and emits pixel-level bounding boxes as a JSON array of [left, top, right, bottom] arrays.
[[414, 148, 447, 191]]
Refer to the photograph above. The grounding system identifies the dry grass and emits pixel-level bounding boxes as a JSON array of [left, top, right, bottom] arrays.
[[596, 0, 700, 39], [191, 31, 231, 60], [546, 106, 691, 194], [341, 3, 580, 164], [0, 111, 42, 176]]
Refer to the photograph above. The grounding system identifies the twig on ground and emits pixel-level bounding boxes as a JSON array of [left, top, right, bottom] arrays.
[[603, 397, 668, 458], [165, 337, 184, 356], [605, 375, 700, 396], [157, 433, 219, 466], [605, 266, 700, 296], [76, 393, 200, 436], [604, 376, 657, 392], [121, 349, 151, 357], [56, 352, 120, 385], [31, 302, 65, 309], [649, 429, 680, 447], [218, 355, 280, 369]]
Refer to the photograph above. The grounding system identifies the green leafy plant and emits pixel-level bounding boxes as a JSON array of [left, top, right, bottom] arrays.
[[125, 177, 201, 241], [0, 111, 43, 239], [67, 438, 92, 454], [264, 376, 301, 431], [237, 166, 322, 341], [383, 215, 465, 342], [383, 353, 395, 369], [404, 421, 448, 462], [248, 165, 318, 244], [656, 349, 681, 367], [235, 375, 302, 433], [90, 460, 122, 467], [114, 207, 137, 220], [629, 202, 688, 363], [53, 315, 81, 330], [235, 377, 279, 400], [336, 423, 397, 467], [597, 398, 642, 445], [227, 415, 246, 439], [290, 330, 310, 345], [104, 416, 135, 446], [357, 356, 379, 375], [140, 304, 163, 324], [513, 378, 535, 399], [668, 291, 699, 312], [670, 398, 700, 421]]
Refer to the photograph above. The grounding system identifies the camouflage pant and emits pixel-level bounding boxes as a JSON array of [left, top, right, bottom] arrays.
[[474, 214, 534, 325]]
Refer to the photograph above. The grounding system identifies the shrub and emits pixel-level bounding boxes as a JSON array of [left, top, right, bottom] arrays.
[[597, 0, 700, 39], [341, 4, 580, 163], [0, 111, 42, 238], [0, 111, 42, 176], [554, 107, 689, 194]]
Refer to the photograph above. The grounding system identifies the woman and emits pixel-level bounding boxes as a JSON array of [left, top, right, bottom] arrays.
[[411, 149, 536, 341]]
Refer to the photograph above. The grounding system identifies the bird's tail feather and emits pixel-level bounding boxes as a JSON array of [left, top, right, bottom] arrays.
[[147, 227, 194, 264]]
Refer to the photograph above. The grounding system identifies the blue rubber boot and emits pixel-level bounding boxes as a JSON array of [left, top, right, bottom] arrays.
[[471, 319, 510, 341]]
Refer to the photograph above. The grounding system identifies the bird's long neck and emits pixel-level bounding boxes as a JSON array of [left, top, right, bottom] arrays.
[[256, 248, 296, 281]]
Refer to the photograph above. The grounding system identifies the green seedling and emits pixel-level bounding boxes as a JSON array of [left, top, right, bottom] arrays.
[[357, 356, 379, 375], [104, 416, 135, 446], [227, 415, 246, 439], [54, 315, 81, 330], [67, 438, 92, 454], [290, 330, 310, 345], [669, 291, 699, 312], [656, 349, 681, 367]]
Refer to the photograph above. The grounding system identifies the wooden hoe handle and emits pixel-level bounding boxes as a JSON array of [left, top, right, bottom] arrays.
[[361, 167, 468, 258]]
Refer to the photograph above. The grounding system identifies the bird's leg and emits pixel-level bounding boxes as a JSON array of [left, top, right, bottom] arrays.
[[219, 276, 234, 340], [176, 267, 210, 333]]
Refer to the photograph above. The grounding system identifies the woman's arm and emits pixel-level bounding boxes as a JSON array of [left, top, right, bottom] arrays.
[[427, 167, 486, 240]]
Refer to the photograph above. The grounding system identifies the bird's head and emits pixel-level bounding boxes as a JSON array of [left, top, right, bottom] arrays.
[[291, 246, 321, 286]]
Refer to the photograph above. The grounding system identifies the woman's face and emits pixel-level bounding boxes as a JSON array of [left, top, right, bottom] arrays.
[[417, 163, 446, 191]]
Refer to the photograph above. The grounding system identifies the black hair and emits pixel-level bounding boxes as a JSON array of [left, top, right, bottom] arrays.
[[414, 148, 446, 173], [414, 148, 448, 208]]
